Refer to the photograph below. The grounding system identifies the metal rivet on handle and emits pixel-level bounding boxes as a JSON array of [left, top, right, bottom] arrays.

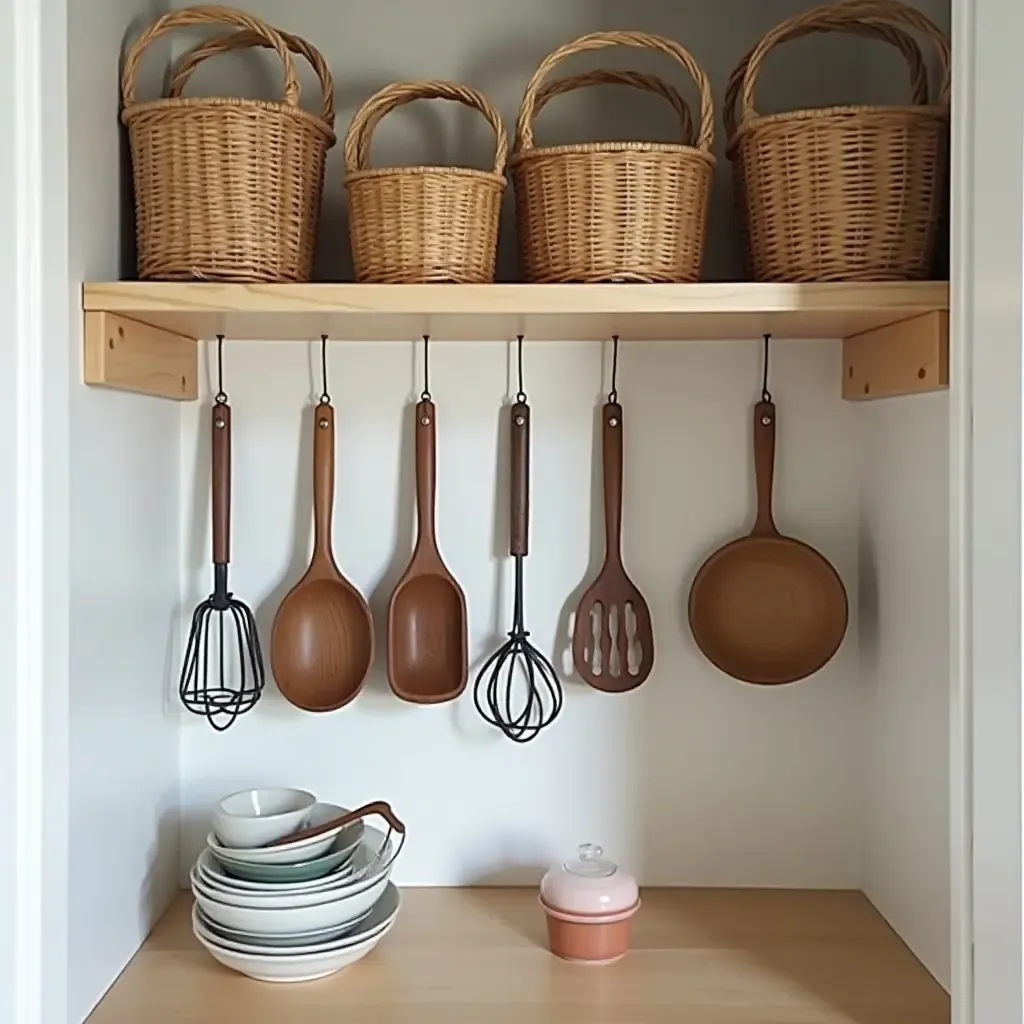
[[761, 415, 771, 426], [214, 418, 225, 429], [421, 416, 431, 425], [608, 417, 619, 428], [319, 418, 329, 429], [515, 415, 525, 426]]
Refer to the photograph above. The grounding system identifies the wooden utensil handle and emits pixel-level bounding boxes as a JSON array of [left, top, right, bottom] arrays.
[[752, 400, 778, 536], [313, 401, 335, 558], [415, 400, 436, 547], [211, 402, 231, 565], [510, 401, 530, 556], [603, 402, 624, 564], [263, 800, 407, 847]]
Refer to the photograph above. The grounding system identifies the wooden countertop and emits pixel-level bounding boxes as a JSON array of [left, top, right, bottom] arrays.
[[88, 888, 948, 1023]]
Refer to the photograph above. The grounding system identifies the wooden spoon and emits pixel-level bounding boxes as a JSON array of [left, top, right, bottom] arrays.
[[387, 399, 468, 703], [572, 401, 655, 692], [271, 401, 374, 711], [688, 400, 848, 684]]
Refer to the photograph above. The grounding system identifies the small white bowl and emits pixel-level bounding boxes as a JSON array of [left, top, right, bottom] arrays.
[[206, 802, 362, 865], [193, 916, 396, 983], [212, 788, 316, 849], [192, 882, 400, 957]]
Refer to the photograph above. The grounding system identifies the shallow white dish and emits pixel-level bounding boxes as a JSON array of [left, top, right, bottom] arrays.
[[197, 848, 355, 894], [206, 802, 363, 865], [193, 915, 396, 983], [192, 867, 390, 934], [212, 788, 316, 849], [195, 908, 370, 949], [192, 882, 400, 957], [210, 842, 356, 884]]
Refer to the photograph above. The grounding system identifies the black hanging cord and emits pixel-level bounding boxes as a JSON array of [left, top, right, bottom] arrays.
[[516, 334, 526, 403], [320, 334, 330, 404], [761, 333, 772, 403], [214, 335, 227, 404], [421, 334, 431, 401], [608, 334, 620, 403]]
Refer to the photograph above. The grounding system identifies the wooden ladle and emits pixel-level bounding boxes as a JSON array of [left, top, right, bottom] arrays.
[[271, 400, 374, 711], [572, 401, 655, 692], [387, 399, 468, 703]]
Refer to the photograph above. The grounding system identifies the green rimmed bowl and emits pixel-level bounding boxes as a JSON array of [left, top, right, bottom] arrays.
[[211, 841, 357, 883]]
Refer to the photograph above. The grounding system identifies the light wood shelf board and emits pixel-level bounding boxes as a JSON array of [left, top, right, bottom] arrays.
[[83, 281, 949, 343], [87, 888, 949, 1023]]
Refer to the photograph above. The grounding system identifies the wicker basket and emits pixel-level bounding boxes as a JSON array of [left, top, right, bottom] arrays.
[[727, 0, 950, 283], [344, 81, 507, 284], [511, 31, 715, 284], [121, 6, 336, 283]]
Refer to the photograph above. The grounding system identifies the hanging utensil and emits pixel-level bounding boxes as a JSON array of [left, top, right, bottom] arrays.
[[179, 336, 265, 731], [271, 336, 374, 711], [572, 337, 655, 692], [473, 336, 563, 741], [388, 335, 469, 702], [688, 335, 848, 684]]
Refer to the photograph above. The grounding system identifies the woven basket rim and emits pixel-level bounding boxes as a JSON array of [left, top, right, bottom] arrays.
[[510, 140, 717, 167], [729, 102, 948, 151], [344, 165, 507, 187], [122, 95, 337, 145]]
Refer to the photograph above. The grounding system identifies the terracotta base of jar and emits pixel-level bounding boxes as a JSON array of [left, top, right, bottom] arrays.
[[540, 898, 639, 964]]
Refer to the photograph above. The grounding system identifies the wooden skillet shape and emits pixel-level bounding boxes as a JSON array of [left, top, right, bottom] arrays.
[[688, 400, 848, 685], [572, 402, 655, 692], [271, 401, 374, 711], [387, 400, 469, 702]]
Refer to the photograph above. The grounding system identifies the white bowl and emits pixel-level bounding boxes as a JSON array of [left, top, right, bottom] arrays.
[[197, 849, 355, 894], [192, 882, 400, 957], [212, 788, 316, 849], [195, 908, 370, 949], [206, 802, 363, 865], [193, 916, 396, 983], [192, 867, 391, 934]]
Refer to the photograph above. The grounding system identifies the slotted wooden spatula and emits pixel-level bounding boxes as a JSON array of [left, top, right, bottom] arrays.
[[572, 400, 655, 692]]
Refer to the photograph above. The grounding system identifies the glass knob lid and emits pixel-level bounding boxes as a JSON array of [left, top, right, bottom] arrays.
[[564, 843, 617, 878]]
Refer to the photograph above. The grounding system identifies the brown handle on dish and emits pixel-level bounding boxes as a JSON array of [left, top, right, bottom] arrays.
[[312, 401, 335, 563], [603, 402, 624, 565], [752, 400, 778, 536], [211, 402, 231, 565], [509, 401, 530, 557], [413, 400, 437, 556], [263, 800, 407, 847]]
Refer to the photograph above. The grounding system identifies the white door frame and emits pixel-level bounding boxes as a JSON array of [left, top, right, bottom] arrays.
[[2, 0, 71, 1020], [0, 0, 1017, 1021]]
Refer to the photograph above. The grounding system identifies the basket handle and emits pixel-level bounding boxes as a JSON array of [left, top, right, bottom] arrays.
[[533, 69, 695, 147], [122, 5, 300, 109], [167, 28, 334, 126], [344, 80, 508, 177], [516, 31, 713, 154], [725, 16, 929, 142], [740, 0, 950, 125]]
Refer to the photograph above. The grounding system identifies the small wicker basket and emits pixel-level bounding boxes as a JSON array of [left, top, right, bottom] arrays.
[[726, 0, 950, 283], [121, 6, 336, 283], [511, 31, 715, 284], [344, 80, 508, 284]]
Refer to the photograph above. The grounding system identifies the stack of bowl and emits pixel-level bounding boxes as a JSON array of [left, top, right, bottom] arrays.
[[190, 788, 405, 983]]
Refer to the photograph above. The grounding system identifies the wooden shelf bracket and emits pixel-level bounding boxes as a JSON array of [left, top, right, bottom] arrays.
[[84, 311, 198, 401], [842, 310, 949, 401]]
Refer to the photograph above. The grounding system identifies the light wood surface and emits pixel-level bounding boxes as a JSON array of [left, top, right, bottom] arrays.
[[87, 888, 949, 1023], [83, 311, 198, 400], [843, 310, 949, 400], [82, 280, 948, 342]]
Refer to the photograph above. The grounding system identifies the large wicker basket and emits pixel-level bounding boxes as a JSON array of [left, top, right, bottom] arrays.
[[121, 6, 336, 283], [727, 0, 950, 283], [344, 81, 507, 284], [511, 31, 715, 284]]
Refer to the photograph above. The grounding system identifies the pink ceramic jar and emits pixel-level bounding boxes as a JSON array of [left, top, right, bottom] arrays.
[[539, 843, 640, 964]]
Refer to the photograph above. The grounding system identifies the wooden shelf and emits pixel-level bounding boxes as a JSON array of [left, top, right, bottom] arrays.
[[87, 888, 948, 1023], [81, 281, 950, 401]]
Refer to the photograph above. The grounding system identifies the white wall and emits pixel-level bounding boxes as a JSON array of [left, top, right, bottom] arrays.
[[179, 338, 863, 887], [67, 1, 181, 1019], [857, 396, 950, 987]]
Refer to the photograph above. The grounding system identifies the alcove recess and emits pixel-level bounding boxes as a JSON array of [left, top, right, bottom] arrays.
[[82, 280, 950, 402]]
